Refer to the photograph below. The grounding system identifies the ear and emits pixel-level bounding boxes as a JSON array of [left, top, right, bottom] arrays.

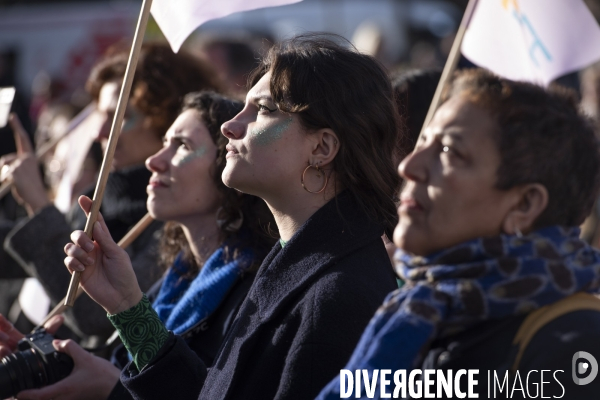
[[501, 183, 549, 235], [308, 128, 340, 167]]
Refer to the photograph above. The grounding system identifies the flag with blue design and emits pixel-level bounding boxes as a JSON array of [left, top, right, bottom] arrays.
[[461, 0, 600, 85]]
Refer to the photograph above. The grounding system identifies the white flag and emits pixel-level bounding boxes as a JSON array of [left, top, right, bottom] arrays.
[[52, 105, 103, 213], [151, 0, 303, 53], [461, 0, 600, 85]]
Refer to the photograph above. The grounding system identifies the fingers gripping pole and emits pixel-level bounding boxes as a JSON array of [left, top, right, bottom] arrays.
[[41, 213, 154, 327], [64, 0, 154, 307]]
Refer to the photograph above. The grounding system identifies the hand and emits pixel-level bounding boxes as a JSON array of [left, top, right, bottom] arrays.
[[0, 314, 64, 358], [15, 339, 121, 400], [0, 113, 50, 216], [64, 195, 142, 315]]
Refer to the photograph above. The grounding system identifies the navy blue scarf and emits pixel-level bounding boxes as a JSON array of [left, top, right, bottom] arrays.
[[153, 246, 253, 335], [317, 226, 600, 399]]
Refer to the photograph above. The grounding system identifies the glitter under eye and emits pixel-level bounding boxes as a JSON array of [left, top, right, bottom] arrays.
[[249, 117, 293, 146], [175, 146, 207, 166], [443, 146, 450, 153]]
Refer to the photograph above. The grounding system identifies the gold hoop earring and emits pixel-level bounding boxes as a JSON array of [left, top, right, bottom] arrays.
[[301, 164, 328, 194]]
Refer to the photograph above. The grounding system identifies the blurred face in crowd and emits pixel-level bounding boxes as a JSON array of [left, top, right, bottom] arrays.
[[394, 96, 523, 256], [97, 81, 163, 170], [220, 71, 317, 203], [145, 109, 221, 224]]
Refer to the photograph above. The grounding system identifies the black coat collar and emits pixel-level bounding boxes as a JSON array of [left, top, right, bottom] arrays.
[[252, 191, 385, 321]]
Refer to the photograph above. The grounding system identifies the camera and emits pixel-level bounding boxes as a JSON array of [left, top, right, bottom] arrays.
[[0, 328, 74, 399]]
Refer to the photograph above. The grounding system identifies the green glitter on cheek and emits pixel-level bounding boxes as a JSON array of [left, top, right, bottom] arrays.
[[249, 117, 293, 146], [174, 146, 207, 166]]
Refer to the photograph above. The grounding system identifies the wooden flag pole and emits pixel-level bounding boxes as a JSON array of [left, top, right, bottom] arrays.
[[417, 0, 479, 140], [0, 104, 95, 200], [64, 0, 154, 307], [39, 213, 154, 328]]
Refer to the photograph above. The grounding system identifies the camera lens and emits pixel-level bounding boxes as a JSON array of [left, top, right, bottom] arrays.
[[0, 349, 46, 399]]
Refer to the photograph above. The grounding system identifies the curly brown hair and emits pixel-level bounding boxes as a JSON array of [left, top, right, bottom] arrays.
[[160, 91, 278, 274], [86, 42, 224, 137], [443, 68, 600, 228], [248, 34, 402, 239]]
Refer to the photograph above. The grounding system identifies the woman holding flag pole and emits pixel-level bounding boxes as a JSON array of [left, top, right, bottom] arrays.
[[0, 43, 222, 348], [6, 91, 276, 400], [61, 34, 400, 400]]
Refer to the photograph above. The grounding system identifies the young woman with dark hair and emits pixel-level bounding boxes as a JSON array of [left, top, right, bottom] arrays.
[[61, 34, 400, 400], [5, 91, 276, 400], [1, 43, 223, 346], [318, 68, 600, 399]]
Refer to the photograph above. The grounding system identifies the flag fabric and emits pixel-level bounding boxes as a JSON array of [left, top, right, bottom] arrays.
[[151, 0, 303, 53], [53, 107, 103, 213], [461, 0, 600, 85], [0, 87, 15, 128]]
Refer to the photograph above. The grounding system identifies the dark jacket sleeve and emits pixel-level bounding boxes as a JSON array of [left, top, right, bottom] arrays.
[[4, 205, 162, 339], [121, 333, 208, 400]]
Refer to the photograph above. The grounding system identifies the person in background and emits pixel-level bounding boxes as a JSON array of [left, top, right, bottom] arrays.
[[0, 101, 102, 329], [384, 68, 442, 265], [0, 43, 223, 350], [391, 68, 442, 156], [580, 61, 600, 120], [2, 91, 276, 400], [195, 36, 261, 96], [61, 34, 401, 400], [318, 68, 600, 399], [0, 49, 35, 319], [578, 61, 600, 245]]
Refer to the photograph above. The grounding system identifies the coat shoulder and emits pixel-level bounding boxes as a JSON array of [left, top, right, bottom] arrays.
[[294, 239, 397, 338], [308, 238, 397, 299]]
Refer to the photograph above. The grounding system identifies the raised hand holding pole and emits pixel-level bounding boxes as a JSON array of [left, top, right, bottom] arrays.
[[0, 104, 95, 201], [40, 213, 154, 328], [65, 0, 154, 306]]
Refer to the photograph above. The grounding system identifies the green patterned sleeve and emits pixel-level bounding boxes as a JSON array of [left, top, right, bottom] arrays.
[[107, 294, 169, 371]]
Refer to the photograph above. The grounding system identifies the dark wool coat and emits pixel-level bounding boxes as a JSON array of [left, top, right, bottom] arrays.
[[120, 191, 398, 400], [423, 310, 600, 399]]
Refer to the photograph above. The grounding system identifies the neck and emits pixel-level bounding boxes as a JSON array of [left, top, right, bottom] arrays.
[[265, 182, 339, 242], [178, 213, 221, 266], [270, 208, 315, 242]]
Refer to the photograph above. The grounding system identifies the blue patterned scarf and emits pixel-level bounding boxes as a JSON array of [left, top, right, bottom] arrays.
[[317, 226, 600, 399], [153, 246, 253, 335]]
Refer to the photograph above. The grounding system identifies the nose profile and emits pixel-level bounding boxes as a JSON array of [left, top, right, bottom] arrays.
[[221, 118, 245, 140], [399, 146, 429, 183], [146, 147, 169, 173]]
